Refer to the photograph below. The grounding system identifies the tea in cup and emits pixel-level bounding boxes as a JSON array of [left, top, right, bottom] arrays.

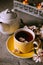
[[14, 26, 40, 53]]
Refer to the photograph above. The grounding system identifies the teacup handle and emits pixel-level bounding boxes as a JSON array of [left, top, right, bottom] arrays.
[[33, 41, 39, 49]]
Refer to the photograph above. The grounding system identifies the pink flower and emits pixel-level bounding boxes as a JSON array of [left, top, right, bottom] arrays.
[[33, 49, 43, 62]]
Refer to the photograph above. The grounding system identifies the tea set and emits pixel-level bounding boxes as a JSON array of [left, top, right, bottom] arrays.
[[6, 26, 41, 58], [0, 9, 41, 58]]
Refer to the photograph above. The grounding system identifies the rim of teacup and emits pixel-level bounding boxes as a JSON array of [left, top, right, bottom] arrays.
[[14, 28, 35, 44]]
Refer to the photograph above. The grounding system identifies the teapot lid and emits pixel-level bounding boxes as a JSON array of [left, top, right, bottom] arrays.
[[0, 9, 17, 23]]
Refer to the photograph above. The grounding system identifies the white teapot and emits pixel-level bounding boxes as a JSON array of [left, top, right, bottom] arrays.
[[0, 9, 20, 34]]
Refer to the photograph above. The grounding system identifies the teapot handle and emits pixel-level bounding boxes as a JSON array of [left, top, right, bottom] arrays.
[[6, 9, 12, 13]]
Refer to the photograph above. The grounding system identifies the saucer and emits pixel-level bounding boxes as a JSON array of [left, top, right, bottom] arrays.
[[6, 35, 35, 58]]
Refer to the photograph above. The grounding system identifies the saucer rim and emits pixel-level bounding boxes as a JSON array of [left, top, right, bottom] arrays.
[[6, 35, 35, 58]]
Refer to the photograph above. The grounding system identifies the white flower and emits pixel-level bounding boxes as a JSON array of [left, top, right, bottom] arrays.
[[41, 2, 43, 6], [33, 49, 43, 63]]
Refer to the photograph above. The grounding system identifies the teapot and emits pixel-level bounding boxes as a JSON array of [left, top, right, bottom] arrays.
[[0, 9, 20, 34]]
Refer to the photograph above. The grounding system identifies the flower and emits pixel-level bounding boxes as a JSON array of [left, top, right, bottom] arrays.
[[33, 49, 43, 63]]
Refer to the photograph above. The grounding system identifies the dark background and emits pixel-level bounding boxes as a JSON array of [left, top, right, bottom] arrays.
[[0, 0, 13, 3], [0, 0, 43, 3], [0, 0, 13, 12], [17, 0, 43, 2]]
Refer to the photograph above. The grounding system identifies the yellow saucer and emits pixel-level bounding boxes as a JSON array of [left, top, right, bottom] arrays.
[[6, 35, 35, 58]]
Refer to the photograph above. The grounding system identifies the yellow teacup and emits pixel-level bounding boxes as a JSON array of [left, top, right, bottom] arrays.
[[14, 26, 40, 53]]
